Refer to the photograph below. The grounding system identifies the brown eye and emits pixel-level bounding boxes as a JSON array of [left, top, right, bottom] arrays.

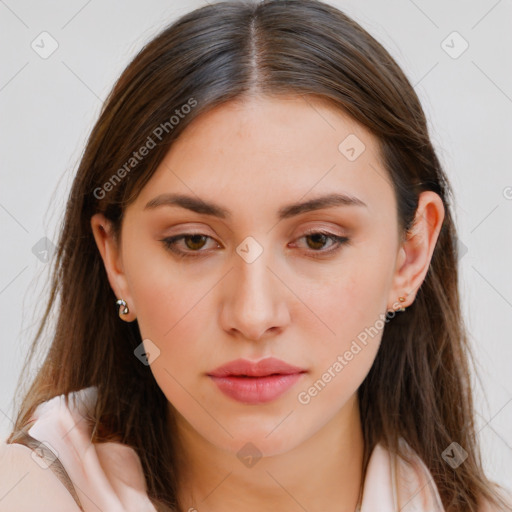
[[182, 234, 208, 251], [304, 232, 331, 250], [161, 233, 217, 258], [296, 230, 350, 257]]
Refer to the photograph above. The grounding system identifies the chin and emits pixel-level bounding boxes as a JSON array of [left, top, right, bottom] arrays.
[[200, 418, 312, 460]]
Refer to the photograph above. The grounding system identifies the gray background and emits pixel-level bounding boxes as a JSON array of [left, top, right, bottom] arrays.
[[1, 0, 511, 492]]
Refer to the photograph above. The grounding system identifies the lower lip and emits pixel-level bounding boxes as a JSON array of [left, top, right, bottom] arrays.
[[208, 373, 305, 404]]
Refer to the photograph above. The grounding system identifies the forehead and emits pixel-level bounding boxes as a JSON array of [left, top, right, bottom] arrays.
[[133, 95, 395, 220]]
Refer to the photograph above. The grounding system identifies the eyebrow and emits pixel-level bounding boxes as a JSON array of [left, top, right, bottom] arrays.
[[144, 192, 367, 220]]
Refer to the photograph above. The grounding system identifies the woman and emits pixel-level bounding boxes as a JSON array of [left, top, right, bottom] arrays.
[[1, 0, 510, 511]]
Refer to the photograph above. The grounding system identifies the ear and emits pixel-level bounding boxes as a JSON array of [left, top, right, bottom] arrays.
[[387, 191, 445, 311], [90, 213, 137, 321]]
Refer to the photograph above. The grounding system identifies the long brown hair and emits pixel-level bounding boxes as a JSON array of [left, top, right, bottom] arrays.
[[7, 1, 511, 510]]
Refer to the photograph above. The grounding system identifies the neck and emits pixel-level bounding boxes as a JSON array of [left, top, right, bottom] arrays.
[[173, 393, 365, 512]]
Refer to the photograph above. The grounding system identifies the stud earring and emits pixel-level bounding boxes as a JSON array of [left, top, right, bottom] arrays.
[[116, 298, 129, 317], [387, 295, 408, 314]]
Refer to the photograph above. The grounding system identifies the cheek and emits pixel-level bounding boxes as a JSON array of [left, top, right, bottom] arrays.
[[130, 270, 211, 360], [291, 291, 386, 434], [298, 253, 393, 392], [122, 234, 205, 337], [121, 243, 217, 402], [126, 246, 222, 340], [131, 275, 214, 419], [302, 256, 391, 346]]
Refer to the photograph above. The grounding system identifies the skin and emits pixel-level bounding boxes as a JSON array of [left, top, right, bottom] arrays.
[[91, 95, 444, 512]]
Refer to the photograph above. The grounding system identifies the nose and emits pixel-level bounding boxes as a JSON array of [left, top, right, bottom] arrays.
[[219, 248, 290, 342]]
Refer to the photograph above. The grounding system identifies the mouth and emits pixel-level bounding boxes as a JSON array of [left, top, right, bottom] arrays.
[[208, 373, 306, 404], [207, 357, 307, 404]]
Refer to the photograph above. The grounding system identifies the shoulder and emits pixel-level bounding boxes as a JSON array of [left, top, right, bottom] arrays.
[[0, 441, 82, 511]]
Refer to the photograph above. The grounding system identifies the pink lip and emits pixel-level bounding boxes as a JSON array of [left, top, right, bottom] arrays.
[[207, 357, 307, 404]]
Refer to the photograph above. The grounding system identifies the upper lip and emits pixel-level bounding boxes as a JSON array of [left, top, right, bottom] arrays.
[[207, 357, 307, 378]]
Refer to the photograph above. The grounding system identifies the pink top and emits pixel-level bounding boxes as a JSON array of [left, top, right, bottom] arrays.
[[3, 386, 508, 511]]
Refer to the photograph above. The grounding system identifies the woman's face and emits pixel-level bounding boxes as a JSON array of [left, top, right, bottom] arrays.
[[92, 95, 443, 458]]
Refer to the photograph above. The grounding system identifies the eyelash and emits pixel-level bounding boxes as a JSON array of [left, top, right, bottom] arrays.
[[160, 230, 350, 260]]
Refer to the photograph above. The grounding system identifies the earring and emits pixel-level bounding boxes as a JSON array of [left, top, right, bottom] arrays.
[[388, 295, 408, 314], [116, 298, 129, 317]]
